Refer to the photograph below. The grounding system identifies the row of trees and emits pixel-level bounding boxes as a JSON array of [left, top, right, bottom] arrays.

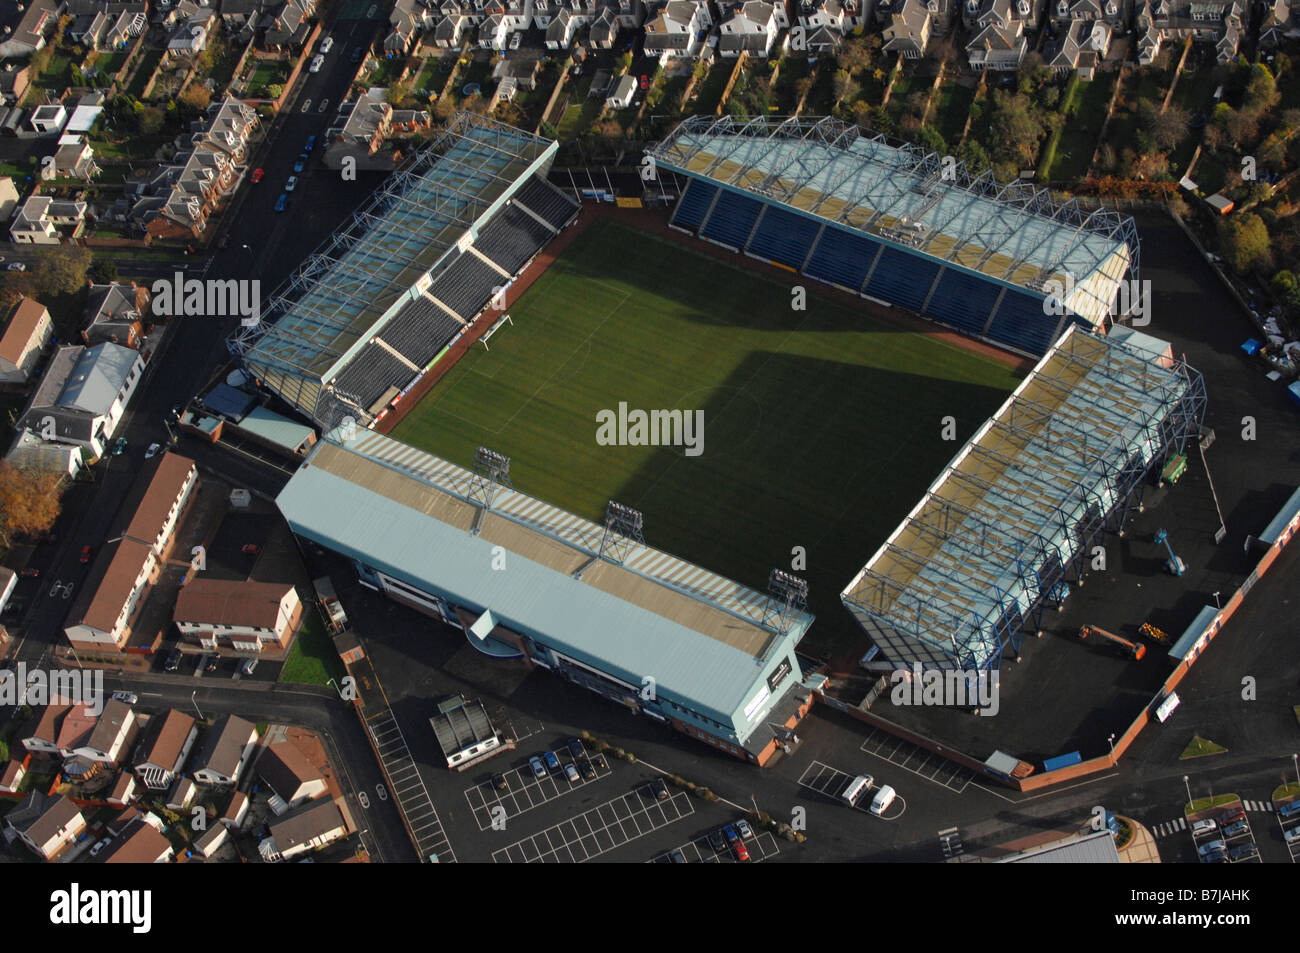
[[0, 464, 65, 551]]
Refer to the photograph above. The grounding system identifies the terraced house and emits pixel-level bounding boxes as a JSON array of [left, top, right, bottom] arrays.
[[964, 0, 1035, 70], [1134, 0, 1243, 65]]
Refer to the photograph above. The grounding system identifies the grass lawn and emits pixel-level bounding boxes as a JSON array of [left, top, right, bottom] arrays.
[[689, 64, 731, 116], [1180, 734, 1228, 759], [390, 219, 1021, 656], [94, 51, 129, 76], [931, 82, 976, 148], [277, 615, 346, 686], [1186, 793, 1239, 813], [126, 47, 164, 98], [1045, 74, 1114, 183]]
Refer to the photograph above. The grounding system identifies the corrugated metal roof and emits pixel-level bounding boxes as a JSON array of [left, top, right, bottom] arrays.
[[277, 431, 813, 720], [998, 829, 1120, 863]]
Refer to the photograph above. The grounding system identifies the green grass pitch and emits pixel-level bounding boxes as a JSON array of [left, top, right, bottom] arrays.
[[391, 219, 1023, 655]]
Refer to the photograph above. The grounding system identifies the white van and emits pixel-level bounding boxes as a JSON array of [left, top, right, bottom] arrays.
[[870, 784, 897, 816], [842, 775, 872, 808]]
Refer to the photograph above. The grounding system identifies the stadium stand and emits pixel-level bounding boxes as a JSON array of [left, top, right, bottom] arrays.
[[513, 174, 581, 231], [472, 203, 556, 275], [379, 297, 464, 368], [427, 252, 504, 321], [649, 116, 1139, 358], [330, 342, 416, 415]]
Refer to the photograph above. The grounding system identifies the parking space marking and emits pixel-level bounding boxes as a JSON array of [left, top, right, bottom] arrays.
[[796, 760, 905, 819], [651, 829, 782, 863], [464, 758, 613, 830], [364, 709, 455, 862], [857, 728, 975, 794], [492, 790, 694, 863]]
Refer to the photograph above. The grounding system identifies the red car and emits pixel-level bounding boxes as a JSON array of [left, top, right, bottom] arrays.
[[638, 73, 650, 90], [79, 545, 93, 564], [250, 168, 265, 184], [241, 544, 261, 555], [733, 840, 750, 862], [18, 567, 39, 578]]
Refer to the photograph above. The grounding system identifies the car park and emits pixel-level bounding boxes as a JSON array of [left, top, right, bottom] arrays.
[[110, 691, 137, 705], [529, 756, 546, 779], [275, 194, 289, 212], [320, 36, 334, 53], [1190, 818, 1217, 836], [736, 818, 753, 839], [734, 840, 750, 861], [164, 648, 182, 672], [566, 737, 586, 759], [285, 175, 298, 192], [564, 763, 580, 783], [543, 750, 560, 773], [706, 828, 726, 852], [1221, 819, 1248, 839]]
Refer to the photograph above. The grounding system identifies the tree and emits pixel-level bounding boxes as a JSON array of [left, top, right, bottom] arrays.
[[1271, 269, 1300, 319], [386, 81, 410, 106], [180, 84, 212, 112], [913, 125, 946, 154], [0, 463, 65, 549], [139, 105, 165, 134], [1151, 105, 1190, 150], [837, 35, 875, 76], [30, 245, 93, 296], [794, 76, 813, 102], [88, 259, 118, 284], [1242, 63, 1280, 115], [831, 69, 855, 105], [1219, 212, 1272, 274]]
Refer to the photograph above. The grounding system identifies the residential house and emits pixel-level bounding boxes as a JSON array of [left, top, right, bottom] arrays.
[[258, 741, 328, 808], [337, 89, 393, 153], [83, 282, 149, 349], [607, 72, 637, 107], [261, 798, 348, 861], [0, 298, 54, 385], [133, 709, 198, 790], [965, 0, 1030, 69], [797, 0, 868, 51], [107, 770, 138, 806], [68, 699, 136, 767], [643, 0, 712, 59], [0, 66, 31, 107], [30, 104, 68, 135], [4, 430, 83, 475], [102, 817, 173, 862], [386, 0, 431, 52], [0, 759, 25, 794], [1258, 0, 1300, 48], [193, 822, 230, 857], [222, 789, 250, 829], [14, 342, 144, 460], [588, 5, 620, 45], [220, 0, 265, 36], [5, 793, 87, 861], [262, 0, 319, 50], [10, 195, 89, 244], [1134, 0, 1243, 65], [613, 0, 645, 26], [119, 452, 199, 559], [0, 0, 60, 59], [881, 0, 935, 56], [432, 11, 471, 46], [1048, 15, 1110, 75], [0, 177, 18, 222], [175, 580, 304, 652], [62, 537, 157, 650], [20, 699, 71, 755], [189, 714, 258, 785], [1048, 0, 1127, 26], [546, 7, 582, 46], [54, 137, 101, 181], [478, 11, 513, 47], [963, 0, 1040, 28], [165, 776, 196, 810], [718, 0, 779, 55]]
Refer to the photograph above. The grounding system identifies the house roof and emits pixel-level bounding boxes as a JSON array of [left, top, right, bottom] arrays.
[[84, 698, 132, 754], [65, 536, 153, 635], [191, 714, 256, 778], [175, 578, 295, 630], [55, 342, 138, 415], [268, 797, 345, 851], [0, 298, 50, 366], [102, 817, 171, 863], [135, 709, 196, 770], [121, 451, 195, 546], [0, 760, 23, 788], [56, 704, 98, 752], [86, 282, 146, 326], [109, 770, 135, 801], [25, 699, 72, 744], [258, 740, 323, 799], [16, 794, 83, 848]]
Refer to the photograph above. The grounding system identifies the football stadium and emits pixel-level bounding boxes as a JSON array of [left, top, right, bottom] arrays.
[[255, 112, 1205, 765]]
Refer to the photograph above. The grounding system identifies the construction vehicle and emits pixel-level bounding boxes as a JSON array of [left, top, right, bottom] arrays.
[[1153, 528, 1186, 576], [1139, 622, 1171, 646], [312, 576, 349, 633], [1078, 625, 1147, 660]]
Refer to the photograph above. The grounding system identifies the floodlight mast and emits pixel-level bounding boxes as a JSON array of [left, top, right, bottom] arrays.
[[762, 569, 809, 633], [598, 501, 645, 566], [468, 446, 513, 534]]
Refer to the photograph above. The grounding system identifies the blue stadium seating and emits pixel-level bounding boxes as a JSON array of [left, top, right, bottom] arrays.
[[514, 175, 579, 230], [864, 247, 940, 313], [925, 268, 1003, 337], [984, 290, 1061, 355], [804, 225, 880, 291], [746, 205, 821, 269], [670, 179, 718, 231], [700, 189, 763, 249]]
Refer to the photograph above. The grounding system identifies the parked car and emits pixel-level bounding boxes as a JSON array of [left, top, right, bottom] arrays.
[[722, 823, 739, 844], [1201, 848, 1228, 863], [1279, 801, 1300, 819], [566, 737, 586, 759], [1285, 826, 1300, 844], [1229, 843, 1259, 861], [1219, 806, 1246, 825], [638, 73, 649, 89], [204, 655, 220, 672], [18, 567, 39, 578], [7, 262, 26, 271], [733, 840, 750, 862], [79, 545, 93, 563], [564, 762, 580, 783], [309, 54, 324, 73], [319, 36, 334, 53], [351, 46, 364, 63], [1197, 839, 1226, 858], [491, 773, 508, 791], [285, 175, 298, 192], [736, 818, 753, 839], [250, 167, 264, 183], [163, 648, 182, 672], [648, 777, 669, 800], [111, 437, 127, 455], [668, 848, 686, 863], [110, 691, 137, 705], [1191, 818, 1218, 837], [145, 443, 161, 458], [293, 154, 308, 173], [578, 759, 595, 780], [88, 837, 112, 858], [543, 750, 561, 773], [592, 753, 608, 770], [241, 658, 258, 676], [275, 194, 289, 212], [528, 755, 546, 780], [1221, 819, 1248, 839], [706, 828, 726, 852], [241, 543, 261, 555], [869, 784, 897, 816], [305, 135, 317, 151], [509, 31, 521, 50]]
